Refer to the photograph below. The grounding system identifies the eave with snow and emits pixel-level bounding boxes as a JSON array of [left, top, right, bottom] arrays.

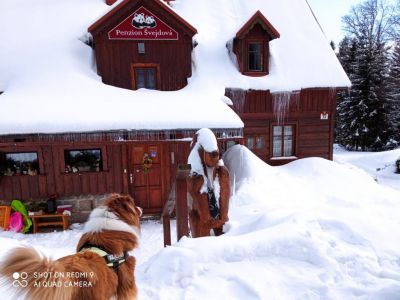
[[0, 0, 350, 218]]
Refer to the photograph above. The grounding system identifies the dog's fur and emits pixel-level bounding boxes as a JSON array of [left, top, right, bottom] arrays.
[[0, 194, 142, 300]]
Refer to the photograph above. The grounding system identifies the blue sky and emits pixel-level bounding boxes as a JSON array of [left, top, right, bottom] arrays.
[[307, 0, 364, 45]]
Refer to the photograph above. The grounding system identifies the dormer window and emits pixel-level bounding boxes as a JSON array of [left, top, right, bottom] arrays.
[[233, 11, 280, 77], [248, 42, 263, 71]]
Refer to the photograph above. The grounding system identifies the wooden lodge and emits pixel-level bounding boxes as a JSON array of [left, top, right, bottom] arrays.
[[0, 0, 350, 221], [0, 130, 241, 219]]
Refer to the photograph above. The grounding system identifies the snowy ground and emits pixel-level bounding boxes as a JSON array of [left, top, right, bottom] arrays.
[[1, 146, 400, 299], [333, 144, 400, 191]]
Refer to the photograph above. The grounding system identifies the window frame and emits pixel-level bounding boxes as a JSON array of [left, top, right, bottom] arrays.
[[256, 136, 266, 150], [218, 139, 241, 154], [243, 39, 268, 76], [131, 63, 161, 90], [271, 124, 297, 159], [245, 135, 266, 153], [246, 137, 255, 150], [137, 42, 145, 54], [62, 146, 107, 174], [247, 41, 263, 72], [0, 149, 42, 176]]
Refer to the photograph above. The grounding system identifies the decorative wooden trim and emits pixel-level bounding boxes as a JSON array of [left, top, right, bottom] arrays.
[[0, 128, 244, 144], [89, 0, 197, 36], [236, 10, 280, 40], [243, 71, 268, 77], [130, 63, 161, 90]]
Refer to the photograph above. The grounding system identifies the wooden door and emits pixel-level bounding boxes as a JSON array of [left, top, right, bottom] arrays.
[[129, 144, 163, 213]]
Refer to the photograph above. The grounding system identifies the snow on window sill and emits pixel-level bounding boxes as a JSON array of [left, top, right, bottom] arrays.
[[270, 156, 297, 160]]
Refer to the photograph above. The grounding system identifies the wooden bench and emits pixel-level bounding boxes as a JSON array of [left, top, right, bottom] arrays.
[[31, 213, 70, 233]]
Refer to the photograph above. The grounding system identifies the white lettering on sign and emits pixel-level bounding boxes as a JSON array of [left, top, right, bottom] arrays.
[[114, 29, 174, 38], [144, 28, 173, 37], [115, 30, 143, 36], [108, 6, 179, 40]]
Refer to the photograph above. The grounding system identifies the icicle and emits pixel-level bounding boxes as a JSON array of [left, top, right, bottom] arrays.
[[227, 88, 246, 113], [272, 92, 292, 126], [329, 87, 337, 99], [226, 39, 239, 71]]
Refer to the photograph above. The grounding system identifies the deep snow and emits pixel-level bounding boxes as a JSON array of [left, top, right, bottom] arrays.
[[334, 145, 400, 192], [1, 146, 399, 299]]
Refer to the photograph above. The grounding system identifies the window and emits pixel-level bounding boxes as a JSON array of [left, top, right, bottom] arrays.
[[138, 43, 145, 54], [247, 137, 255, 149], [246, 136, 265, 150], [226, 141, 238, 149], [256, 136, 265, 150], [0, 152, 39, 176], [64, 149, 103, 173], [134, 68, 156, 90], [131, 63, 160, 90], [219, 140, 239, 153], [234, 11, 279, 76], [272, 125, 295, 157], [248, 42, 263, 71]]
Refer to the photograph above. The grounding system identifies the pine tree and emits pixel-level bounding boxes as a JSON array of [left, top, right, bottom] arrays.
[[336, 0, 398, 150], [388, 41, 400, 143], [336, 37, 359, 147]]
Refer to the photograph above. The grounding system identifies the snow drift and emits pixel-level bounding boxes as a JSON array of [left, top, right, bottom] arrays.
[[136, 145, 400, 299]]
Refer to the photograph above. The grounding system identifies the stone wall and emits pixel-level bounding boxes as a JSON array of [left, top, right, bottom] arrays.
[[56, 194, 112, 223], [0, 194, 112, 224]]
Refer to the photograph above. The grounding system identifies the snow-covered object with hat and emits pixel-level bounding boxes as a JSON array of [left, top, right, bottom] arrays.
[[187, 128, 230, 237]]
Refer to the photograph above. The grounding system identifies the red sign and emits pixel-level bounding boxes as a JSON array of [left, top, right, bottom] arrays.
[[108, 6, 178, 40]]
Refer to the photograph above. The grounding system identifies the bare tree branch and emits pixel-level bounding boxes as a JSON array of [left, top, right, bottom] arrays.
[[342, 0, 398, 44]]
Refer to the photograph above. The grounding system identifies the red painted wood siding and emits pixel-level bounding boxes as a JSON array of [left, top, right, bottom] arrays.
[[226, 88, 337, 165], [93, 39, 193, 91], [91, 0, 194, 91], [0, 143, 128, 201], [0, 140, 191, 215]]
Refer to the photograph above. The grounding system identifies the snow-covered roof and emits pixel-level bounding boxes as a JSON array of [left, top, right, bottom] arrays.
[[171, 0, 351, 91], [0, 0, 350, 135]]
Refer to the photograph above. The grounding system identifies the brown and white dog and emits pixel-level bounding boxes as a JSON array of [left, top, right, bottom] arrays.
[[0, 194, 142, 300]]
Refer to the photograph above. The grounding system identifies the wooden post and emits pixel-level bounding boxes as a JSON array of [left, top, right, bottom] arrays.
[[62, 215, 69, 231], [176, 164, 190, 241], [162, 214, 171, 247], [162, 181, 176, 247], [161, 164, 190, 246]]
